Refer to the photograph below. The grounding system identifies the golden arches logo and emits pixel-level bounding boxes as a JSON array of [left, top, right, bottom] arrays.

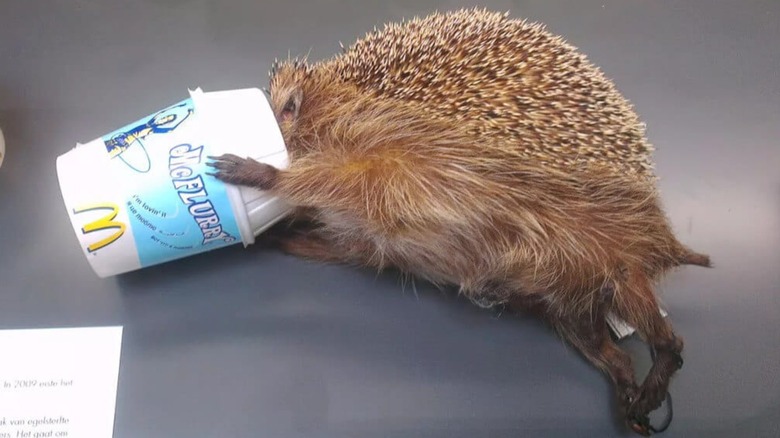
[[73, 203, 127, 253]]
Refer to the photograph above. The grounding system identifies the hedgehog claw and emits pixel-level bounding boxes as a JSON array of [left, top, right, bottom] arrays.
[[629, 415, 653, 436]]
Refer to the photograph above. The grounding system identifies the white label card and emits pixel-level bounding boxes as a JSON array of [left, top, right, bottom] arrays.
[[0, 327, 123, 438]]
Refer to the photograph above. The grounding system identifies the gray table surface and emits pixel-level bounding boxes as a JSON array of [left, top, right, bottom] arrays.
[[1, 1, 778, 437]]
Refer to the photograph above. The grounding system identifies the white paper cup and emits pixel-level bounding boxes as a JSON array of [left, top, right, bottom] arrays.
[[56, 88, 292, 277]]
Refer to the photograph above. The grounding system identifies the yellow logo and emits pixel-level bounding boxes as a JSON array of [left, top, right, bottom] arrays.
[[73, 203, 127, 252]]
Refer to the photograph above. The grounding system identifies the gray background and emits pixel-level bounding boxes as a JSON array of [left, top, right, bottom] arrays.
[[1, 0, 778, 437]]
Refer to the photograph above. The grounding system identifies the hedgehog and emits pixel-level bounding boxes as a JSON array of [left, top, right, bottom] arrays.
[[208, 8, 710, 435]]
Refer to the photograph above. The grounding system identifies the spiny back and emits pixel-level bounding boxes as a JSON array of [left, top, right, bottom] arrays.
[[322, 8, 654, 177]]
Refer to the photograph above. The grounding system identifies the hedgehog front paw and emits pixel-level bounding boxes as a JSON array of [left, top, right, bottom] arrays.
[[207, 153, 279, 190]]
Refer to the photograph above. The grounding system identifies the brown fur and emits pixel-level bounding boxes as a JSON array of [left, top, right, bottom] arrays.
[[209, 8, 710, 435]]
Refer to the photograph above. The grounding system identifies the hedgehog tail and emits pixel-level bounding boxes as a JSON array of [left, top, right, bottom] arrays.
[[678, 249, 712, 268]]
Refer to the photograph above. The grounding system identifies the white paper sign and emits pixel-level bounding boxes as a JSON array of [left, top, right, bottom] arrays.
[[0, 327, 123, 438]]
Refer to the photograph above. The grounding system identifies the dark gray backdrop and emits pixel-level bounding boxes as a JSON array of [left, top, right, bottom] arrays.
[[1, 1, 778, 437]]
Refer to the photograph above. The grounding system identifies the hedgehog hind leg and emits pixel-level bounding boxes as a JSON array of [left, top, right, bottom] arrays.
[[507, 286, 641, 434], [614, 269, 685, 434]]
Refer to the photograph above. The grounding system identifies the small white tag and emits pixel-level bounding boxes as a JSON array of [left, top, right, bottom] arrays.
[[606, 308, 668, 339]]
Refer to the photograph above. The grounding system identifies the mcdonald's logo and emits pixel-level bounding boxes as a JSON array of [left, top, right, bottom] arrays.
[[73, 203, 127, 252]]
